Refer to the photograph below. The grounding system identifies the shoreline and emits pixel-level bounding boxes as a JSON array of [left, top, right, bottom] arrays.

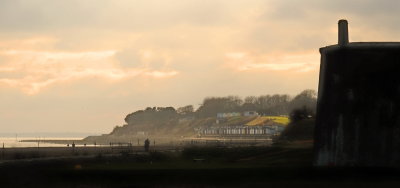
[[20, 136, 275, 146], [20, 139, 86, 145], [0, 145, 176, 162]]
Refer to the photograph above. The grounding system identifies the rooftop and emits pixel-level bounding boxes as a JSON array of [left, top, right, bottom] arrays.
[[320, 20, 400, 53]]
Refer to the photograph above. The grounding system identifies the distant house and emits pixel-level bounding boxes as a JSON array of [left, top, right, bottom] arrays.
[[243, 111, 259, 117], [217, 111, 258, 119], [216, 112, 241, 119], [216, 112, 241, 124]]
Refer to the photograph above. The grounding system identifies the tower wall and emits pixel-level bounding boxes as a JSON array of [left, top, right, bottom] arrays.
[[315, 45, 400, 166]]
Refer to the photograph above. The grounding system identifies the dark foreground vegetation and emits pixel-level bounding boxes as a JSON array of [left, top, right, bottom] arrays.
[[1, 143, 400, 187]]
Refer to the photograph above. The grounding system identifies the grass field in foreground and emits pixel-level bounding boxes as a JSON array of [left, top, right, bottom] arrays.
[[1, 143, 400, 187]]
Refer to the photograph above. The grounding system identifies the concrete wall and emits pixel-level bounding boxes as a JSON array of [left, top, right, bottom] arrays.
[[314, 44, 400, 166]]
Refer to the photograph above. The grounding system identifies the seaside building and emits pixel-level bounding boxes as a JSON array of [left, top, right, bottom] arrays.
[[197, 124, 284, 138], [243, 111, 259, 117]]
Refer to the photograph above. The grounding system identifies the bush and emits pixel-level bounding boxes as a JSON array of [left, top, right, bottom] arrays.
[[280, 118, 315, 141]]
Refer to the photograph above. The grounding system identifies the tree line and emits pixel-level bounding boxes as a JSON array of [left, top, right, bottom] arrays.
[[195, 89, 316, 118], [124, 89, 317, 125]]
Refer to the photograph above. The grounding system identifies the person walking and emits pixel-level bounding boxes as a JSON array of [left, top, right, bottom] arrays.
[[144, 139, 150, 152]]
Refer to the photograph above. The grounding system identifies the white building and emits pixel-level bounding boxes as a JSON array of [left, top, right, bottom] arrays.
[[243, 111, 259, 117]]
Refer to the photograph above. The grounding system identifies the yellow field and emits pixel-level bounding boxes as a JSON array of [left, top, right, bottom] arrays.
[[245, 116, 290, 126]]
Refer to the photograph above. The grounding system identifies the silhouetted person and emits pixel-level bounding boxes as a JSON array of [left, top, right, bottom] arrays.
[[72, 142, 75, 153], [144, 139, 150, 152]]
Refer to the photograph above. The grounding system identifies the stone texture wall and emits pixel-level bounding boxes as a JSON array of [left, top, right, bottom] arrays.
[[314, 44, 400, 166]]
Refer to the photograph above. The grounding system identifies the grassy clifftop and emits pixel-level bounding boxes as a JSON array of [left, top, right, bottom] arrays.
[[84, 115, 289, 144], [246, 116, 290, 126]]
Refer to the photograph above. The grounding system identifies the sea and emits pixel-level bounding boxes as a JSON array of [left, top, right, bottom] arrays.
[[0, 132, 97, 148], [0, 137, 84, 148]]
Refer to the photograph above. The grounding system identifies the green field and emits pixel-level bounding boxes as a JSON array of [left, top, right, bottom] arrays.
[[246, 116, 290, 126]]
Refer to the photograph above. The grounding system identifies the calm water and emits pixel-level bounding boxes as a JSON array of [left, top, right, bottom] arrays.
[[0, 137, 83, 148]]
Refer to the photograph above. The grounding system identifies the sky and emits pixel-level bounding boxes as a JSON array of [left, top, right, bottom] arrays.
[[1, 0, 400, 134]]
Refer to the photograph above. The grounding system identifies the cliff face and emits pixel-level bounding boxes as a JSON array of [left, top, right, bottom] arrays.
[[315, 43, 400, 166], [83, 117, 216, 144], [109, 118, 209, 137], [83, 115, 285, 144]]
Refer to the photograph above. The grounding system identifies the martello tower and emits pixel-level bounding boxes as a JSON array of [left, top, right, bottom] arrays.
[[315, 20, 400, 166]]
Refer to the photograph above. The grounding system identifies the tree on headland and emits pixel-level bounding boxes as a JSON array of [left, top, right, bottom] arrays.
[[280, 105, 316, 141], [195, 96, 243, 118], [255, 94, 291, 115], [87, 89, 318, 141], [177, 105, 194, 116], [278, 90, 317, 141], [121, 89, 317, 125], [290, 106, 315, 123], [289, 89, 317, 113]]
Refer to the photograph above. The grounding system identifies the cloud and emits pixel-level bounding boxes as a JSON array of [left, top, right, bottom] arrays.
[[114, 48, 144, 68], [266, 0, 400, 20], [224, 51, 319, 72], [0, 0, 232, 32], [2, 50, 116, 61], [144, 70, 179, 78], [2, 0, 400, 133], [0, 46, 178, 95], [115, 48, 168, 69], [264, 0, 400, 37]]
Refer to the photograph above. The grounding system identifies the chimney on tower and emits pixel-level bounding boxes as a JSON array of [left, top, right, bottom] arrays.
[[338, 19, 349, 46]]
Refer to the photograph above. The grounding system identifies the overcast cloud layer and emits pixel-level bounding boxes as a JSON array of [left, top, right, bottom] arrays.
[[1, 0, 399, 133]]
